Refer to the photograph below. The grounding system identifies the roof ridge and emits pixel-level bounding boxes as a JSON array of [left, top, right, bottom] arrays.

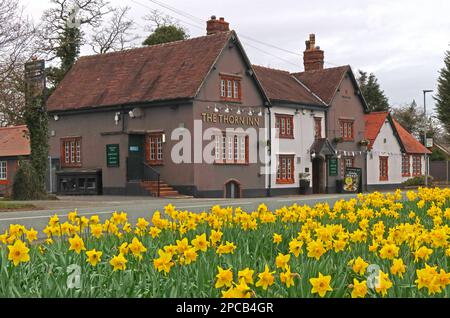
[[79, 31, 232, 61], [294, 65, 350, 75], [0, 125, 27, 131], [252, 64, 291, 74]]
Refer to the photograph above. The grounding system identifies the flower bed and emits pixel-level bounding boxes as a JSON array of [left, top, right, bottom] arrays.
[[1, 187, 450, 298]]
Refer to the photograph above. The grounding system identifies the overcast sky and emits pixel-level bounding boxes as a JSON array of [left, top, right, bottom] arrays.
[[23, 0, 450, 112]]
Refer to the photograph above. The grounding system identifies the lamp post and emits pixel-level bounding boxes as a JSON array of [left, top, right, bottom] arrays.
[[423, 90, 433, 187]]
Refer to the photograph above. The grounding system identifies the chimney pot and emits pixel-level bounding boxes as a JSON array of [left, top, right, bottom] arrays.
[[206, 15, 230, 35], [303, 34, 324, 72]]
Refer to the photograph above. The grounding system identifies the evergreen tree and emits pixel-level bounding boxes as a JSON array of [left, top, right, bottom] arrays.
[[143, 25, 188, 46], [357, 70, 390, 112], [435, 49, 450, 135]]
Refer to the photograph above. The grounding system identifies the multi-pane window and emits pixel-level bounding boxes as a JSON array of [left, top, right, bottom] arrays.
[[220, 75, 241, 101], [412, 155, 422, 176], [379, 156, 388, 181], [341, 156, 354, 176], [339, 120, 354, 141], [314, 117, 322, 139], [402, 154, 410, 177], [61, 137, 82, 167], [215, 133, 248, 164], [275, 114, 294, 138], [277, 155, 295, 184], [147, 134, 163, 165], [0, 161, 7, 180]]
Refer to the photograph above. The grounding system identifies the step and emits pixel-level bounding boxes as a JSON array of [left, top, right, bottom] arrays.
[[159, 191, 180, 197]]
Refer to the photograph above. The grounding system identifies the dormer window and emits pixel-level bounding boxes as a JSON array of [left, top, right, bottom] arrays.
[[220, 75, 241, 102]]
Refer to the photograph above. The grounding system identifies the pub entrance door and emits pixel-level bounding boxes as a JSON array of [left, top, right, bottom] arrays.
[[127, 134, 145, 181]]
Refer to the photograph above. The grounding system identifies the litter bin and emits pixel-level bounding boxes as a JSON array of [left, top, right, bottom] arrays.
[[336, 179, 343, 194]]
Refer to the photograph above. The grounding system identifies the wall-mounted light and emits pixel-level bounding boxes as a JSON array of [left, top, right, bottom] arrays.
[[114, 112, 121, 125], [53, 115, 59, 121], [214, 106, 219, 113], [224, 106, 230, 113], [162, 133, 166, 143], [302, 109, 307, 115], [248, 110, 253, 116], [258, 110, 263, 117], [295, 109, 299, 115], [128, 110, 135, 118], [311, 152, 316, 159], [237, 108, 241, 115]]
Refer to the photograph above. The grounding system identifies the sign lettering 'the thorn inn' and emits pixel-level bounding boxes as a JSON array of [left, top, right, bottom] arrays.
[[201, 112, 261, 127]]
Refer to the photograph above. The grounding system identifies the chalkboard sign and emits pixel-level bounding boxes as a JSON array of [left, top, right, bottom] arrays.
[[343, 167, 362, 193], [106, 144, 120, 167], [329, 157, 338, 176]]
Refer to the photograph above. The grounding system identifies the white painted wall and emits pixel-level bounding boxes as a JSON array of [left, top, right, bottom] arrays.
[[266, 107, 325, 189], [367, 119, 402, 185], [367, 120, 426, 185]]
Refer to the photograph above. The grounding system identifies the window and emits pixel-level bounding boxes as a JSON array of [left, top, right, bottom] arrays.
[[146, 134, 164, 165], [379, 156, 389, 181], [314, 117, 322, 139], [277, 155, 295, 184], [275, 114, 294, 138], [215, 133, 248, 164], [412, 155, 422, 176], [339, 120, 354, 141], [61, 137, 82, 167], [0, 161, 7, 180], [220, 75, 241, 101], [341, 157, 354, 176], [402, 154, 410, 177]]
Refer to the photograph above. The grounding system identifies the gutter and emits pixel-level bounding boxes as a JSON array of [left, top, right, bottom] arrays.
[[266, 104, 272, 197]]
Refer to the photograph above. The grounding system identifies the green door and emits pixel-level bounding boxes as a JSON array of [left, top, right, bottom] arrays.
[[127, 134, 145, 181]]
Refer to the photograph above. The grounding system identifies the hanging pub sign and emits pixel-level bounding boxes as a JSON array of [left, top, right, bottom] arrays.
[[106, 144, 120, 167], [329, 157, 338, 176], [343, 167, 362, 193]]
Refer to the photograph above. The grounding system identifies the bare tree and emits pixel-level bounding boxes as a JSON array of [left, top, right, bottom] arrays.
[[143, 9, 187, 32], [0, 65, 25, 127], [0, 0, 36, 82], [90, 6, 139, 54], [37, 0, 113, 61]]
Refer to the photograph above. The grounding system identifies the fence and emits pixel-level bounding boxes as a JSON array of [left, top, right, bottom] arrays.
[[430, 160, 450, 184]]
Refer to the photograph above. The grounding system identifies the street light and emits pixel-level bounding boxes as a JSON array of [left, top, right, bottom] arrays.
[[423, 89, 433, 187]]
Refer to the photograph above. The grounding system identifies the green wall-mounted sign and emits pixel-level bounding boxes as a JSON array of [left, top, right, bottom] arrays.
[[106, 144, 120, 167], [329, 157, 338, 176]]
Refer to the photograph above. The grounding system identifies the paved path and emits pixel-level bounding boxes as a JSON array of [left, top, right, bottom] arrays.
[[0, 193, 360, 237]]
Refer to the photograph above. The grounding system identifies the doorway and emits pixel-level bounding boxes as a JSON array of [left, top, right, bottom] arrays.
[[127, 134, 145, 181], [312, 158, 325, 194], [225, 180, 241, 198]]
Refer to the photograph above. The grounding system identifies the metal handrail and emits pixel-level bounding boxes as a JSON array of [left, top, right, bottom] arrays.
[[142, 162, 160, 197]]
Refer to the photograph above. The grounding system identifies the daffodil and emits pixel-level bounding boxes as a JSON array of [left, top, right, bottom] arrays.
[[191, 233, 210, 252], [215, 266, 233, 289], [275, 253, 290, 269], [310, 273, 333, 298], [238, 268, 254, 285], [280, 265, 296, 288], [255, 265, 275, 290], [351, 279, 367, 298], [68, 234, 86, 254], [110, 253, 127, 271], [7, 240, 30, 266], [86, 249, 102, 266]]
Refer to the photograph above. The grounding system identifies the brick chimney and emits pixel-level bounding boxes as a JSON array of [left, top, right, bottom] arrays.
[[206, 16, 230, 35], [303, 34, 324, 72]]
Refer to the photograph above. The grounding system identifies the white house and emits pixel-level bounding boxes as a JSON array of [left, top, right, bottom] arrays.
[[365, 112, 431, 190]]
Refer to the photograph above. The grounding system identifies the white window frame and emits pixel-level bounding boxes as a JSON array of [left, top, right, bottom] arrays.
[[0, 161, 7, 180]]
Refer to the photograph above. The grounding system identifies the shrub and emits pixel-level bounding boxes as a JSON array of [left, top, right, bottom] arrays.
[[12, 160, 41, 200], [402, 175, 434, 187]]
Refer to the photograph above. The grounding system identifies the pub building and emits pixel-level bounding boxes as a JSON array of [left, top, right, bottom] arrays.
[[47, 17, 272, 198], [46, 16, 371, 198]]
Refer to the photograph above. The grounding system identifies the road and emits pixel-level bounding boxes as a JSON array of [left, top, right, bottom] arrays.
[[0, 193, 360, 237]]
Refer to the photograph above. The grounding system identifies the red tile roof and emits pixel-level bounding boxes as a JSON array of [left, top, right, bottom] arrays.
[[392, 118, 431, 154], [47, 32, 233, 111], [0, 125, 30, 157], [252, 65, 324, 106], [293, 66, 350, 105], [364, 111, 389, 150]]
